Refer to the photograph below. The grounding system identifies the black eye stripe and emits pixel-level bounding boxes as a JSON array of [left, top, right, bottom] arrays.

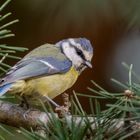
[[76, 49, 85, 60], [69, 42, 86, 60], [77, 49, 83, 55]]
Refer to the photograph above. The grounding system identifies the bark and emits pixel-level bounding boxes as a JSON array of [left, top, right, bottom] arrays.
[[0, 100, 140, 139]]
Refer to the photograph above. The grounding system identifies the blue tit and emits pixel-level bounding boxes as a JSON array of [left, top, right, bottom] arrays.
[[0, 38, 93, 107]]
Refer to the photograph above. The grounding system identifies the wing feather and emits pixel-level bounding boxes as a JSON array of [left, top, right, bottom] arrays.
[[1, 57, 72, 85]]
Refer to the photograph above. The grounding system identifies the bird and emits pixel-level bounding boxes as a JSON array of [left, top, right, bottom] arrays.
[[0, 38, 93, 108]]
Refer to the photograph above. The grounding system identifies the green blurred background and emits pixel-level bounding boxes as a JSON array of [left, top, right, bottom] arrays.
[[1, 0, 140, 139]]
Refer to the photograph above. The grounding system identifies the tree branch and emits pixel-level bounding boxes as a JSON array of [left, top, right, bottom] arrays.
[[0, 100, 50, 129], [0, 100, 140, 138]]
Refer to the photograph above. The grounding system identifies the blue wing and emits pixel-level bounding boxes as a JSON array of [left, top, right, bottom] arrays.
[[1, 57, 72, 86], [0, 83, 12, 96]]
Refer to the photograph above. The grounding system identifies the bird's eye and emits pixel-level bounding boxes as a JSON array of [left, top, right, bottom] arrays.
[[76, 49, 85, 59], [76, 50, 82, 55]]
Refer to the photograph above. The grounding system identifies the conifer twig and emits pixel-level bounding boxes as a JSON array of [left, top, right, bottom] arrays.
[[0, 100, 140, 136], [55, 93, 71, 118]]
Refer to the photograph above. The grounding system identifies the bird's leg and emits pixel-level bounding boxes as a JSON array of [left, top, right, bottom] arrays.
[[44, 95, 60, 107], [19, 96, 29, 109], [20, 96, 39, 119]]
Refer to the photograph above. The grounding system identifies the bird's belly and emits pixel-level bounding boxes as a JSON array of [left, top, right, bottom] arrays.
[[15, 67, 79, 100]]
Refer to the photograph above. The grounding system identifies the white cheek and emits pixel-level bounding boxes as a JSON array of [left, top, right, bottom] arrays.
[[62, 43, 83, 66], [71, 53, 83, 66]]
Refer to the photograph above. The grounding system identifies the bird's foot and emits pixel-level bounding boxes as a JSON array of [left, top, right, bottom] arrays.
[[23, 108, 39, 120], [18, 101, 29, 110]]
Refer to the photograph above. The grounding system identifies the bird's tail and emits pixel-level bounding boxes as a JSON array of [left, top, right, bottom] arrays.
[[0, 83, 12, 96]]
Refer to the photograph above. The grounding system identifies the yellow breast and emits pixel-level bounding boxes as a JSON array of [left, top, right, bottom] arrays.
[[12, 67, 79, 99]]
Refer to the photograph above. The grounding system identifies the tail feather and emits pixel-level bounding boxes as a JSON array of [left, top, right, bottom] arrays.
[[0, 83, 12, 96]]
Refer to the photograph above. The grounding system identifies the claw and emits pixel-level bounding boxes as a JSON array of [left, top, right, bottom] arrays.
[[23, 108, 38, 120]]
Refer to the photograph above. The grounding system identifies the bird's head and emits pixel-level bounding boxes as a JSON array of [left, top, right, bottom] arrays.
[[56, 38, 93, 72]]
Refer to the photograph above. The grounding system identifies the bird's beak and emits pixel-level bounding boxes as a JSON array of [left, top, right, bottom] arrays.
[[84, 60, 92, 68]]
